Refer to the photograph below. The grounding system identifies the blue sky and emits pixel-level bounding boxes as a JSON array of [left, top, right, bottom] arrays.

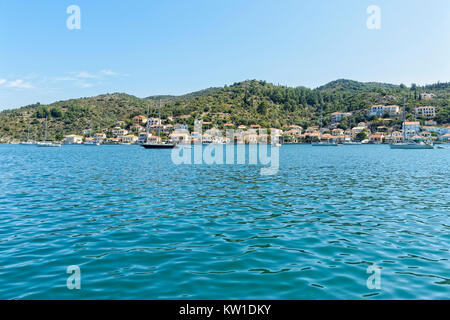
[[0, 0, 449, 110]]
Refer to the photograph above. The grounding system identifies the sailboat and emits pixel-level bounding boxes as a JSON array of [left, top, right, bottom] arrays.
[[312, 105, 338, 146], [273, 105, 282, 147], [37, 117, 61, 147], [20, 120, 34, 145], [141, 99, 177, 149], [84, 119, 100, 145], [390, 98, 433, 150]]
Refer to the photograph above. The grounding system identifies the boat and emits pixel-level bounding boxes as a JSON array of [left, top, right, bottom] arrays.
[[312, 142, 338, 146], [37, 141, 61, 147], [20, 120, 34, 145], [141, 99, 177, 149], [343, 141, 361, 145], [83, 140, 100, 146], [37, 117, 61, 147], [390, 141, 434, 149]]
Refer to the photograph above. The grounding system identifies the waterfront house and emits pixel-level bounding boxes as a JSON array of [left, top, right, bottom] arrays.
[[369, 133, 384, 144], [111, 127, 129, 137], [93, 133, 106, 143], [438, 133, 450, 141], [169, 131, 190, 144], [137, 133, 152, 144], [403, 121, 421, 139], [332, 128, 344, 136], [64, 134, 83, 144], [415, 106, 436, 118], [121, 135, 138, 144]]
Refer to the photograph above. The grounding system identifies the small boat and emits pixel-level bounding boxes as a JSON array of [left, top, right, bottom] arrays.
[[83, 141, 100, 146], [437, 145, 445, 149], [312, 142, 338, 146], [20, 141, 35, 145], [37, 141, 61, 147], [343, 141, 361, 145], [142, 142, 177, 149]]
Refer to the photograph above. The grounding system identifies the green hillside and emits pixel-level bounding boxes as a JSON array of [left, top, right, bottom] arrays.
[[0, 79, 449, 142]]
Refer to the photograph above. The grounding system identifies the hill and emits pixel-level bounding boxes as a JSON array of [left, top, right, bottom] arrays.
[[0, 79, 449, 142]]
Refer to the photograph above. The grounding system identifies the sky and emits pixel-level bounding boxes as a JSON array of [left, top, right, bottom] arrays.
[[0, 0, 449, 110]]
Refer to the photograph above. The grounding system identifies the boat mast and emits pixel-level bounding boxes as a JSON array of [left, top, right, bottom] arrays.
[[44, 117, 48, 142], [26, 120, 30, 142], [402, 96, 406, 141], [158, 99, 161, 141]]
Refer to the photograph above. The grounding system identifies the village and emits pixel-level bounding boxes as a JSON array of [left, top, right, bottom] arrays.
[[62, 104, 450, 145]]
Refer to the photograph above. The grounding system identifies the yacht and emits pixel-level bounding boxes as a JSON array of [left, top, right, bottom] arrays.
[[141, 99, 177, 149], [37, 117, 61, 147]]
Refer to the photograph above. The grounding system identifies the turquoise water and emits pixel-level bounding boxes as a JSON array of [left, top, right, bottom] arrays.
[[0, 144, 449, 299]]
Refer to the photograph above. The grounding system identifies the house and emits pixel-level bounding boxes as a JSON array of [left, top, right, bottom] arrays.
[[148, 117, 161, 126], [138, 133, 152, 144], [351, 126, 367, 137], [369, 105, 399, 117], [237, 125, 247, 130], [116, 121, 126, 127], [130, 124, 145, 132], [174, 123, 188, 131], [250, 124, 261, 129], [420, 93, 435, 99], [332, 128, 344, 136], [369, 133, 384, 144], [369, 105, 386, 116], [169, 132, 190, 144], [424, 120, 437, 126], [112, 127, 128, 137], [82, 129, 92, 135], [64, 134, 83, 144], [402, 121, 420, 139], [121, 135, 138, 144], [331, 112, 351, 123], [93, 133, 106, 143], [414, 106, 436, 118], [438, 134, 450, 141], [132, 115, 148, 125]]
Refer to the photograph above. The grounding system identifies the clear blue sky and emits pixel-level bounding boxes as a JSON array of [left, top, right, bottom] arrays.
[[0, 0, 449, 110]]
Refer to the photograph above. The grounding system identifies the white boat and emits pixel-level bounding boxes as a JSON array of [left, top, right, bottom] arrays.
[[37, 117, 61, 147], [83, 141, 100, 146], [390, 141, 434, 149], [343, 141, 361, 145], [141, 99, 177, 149], [20, 141, 35, 145], [37, 141, 61, 147], [312, 142, 338, 146]]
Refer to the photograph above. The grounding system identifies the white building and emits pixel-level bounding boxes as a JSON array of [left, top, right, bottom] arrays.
[[402, 121, 420, 139], [64, 134, 83, 144], [331, 112, 351, 123], [369, 105, 399, 117], [414, 106, 436, 118], [121, 135, 138, 144]]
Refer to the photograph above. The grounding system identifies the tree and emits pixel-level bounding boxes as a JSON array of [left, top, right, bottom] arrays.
[[356, 130, 368, 141], [257, 101, 268, 115]]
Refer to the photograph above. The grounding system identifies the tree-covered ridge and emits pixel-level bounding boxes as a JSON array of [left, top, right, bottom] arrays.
[[0, 79, 449, 142]]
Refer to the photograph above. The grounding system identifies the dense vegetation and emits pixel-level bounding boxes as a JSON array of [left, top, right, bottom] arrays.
[[0, 79, 449, 142]]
